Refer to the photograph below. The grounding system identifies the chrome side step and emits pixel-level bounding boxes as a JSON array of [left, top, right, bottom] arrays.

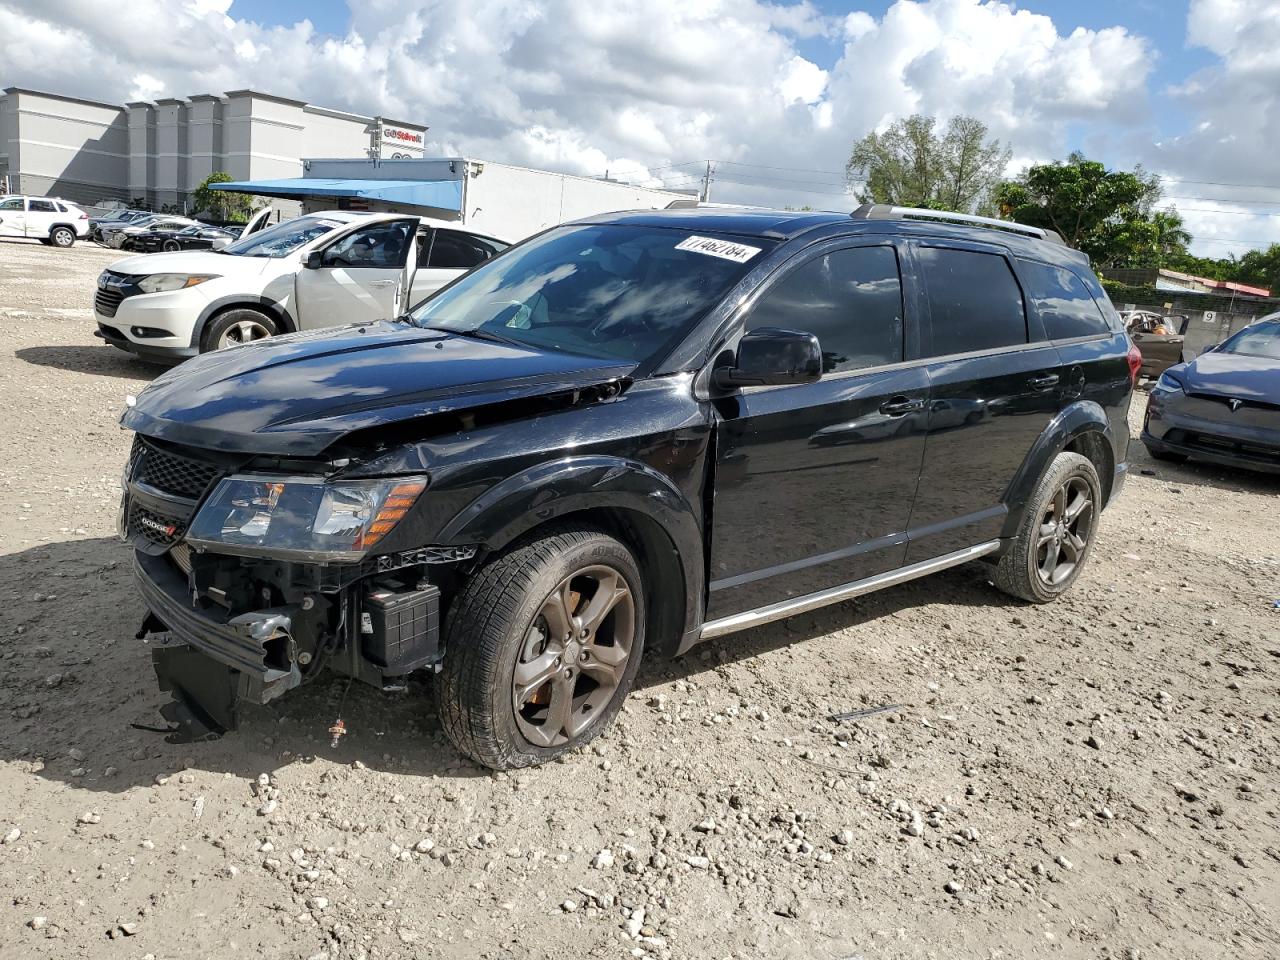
[[699, 540, 1001, 640]]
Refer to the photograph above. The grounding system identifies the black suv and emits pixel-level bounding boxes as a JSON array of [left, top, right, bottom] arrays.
[[121, 205, 1137, 769]]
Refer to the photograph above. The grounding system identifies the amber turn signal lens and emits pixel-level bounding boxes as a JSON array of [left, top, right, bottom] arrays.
[[354, 480, 427, 549]]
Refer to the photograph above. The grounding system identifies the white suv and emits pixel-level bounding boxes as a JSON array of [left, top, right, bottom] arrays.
[[93, 211, 508, 361], [0, 195, 90, 247]]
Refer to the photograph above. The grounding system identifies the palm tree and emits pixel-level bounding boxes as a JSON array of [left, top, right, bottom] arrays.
[[1150, 210, 1191, 267]]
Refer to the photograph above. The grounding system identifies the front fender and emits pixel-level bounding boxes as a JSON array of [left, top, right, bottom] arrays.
[[1000, 400, 1115, 539], [438, 455, 706, 643]]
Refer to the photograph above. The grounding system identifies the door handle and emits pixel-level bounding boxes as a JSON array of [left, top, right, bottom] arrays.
[[368, 279, 396, 286], [1028, 373, 1060, 390], [879, 396, 926, 416]]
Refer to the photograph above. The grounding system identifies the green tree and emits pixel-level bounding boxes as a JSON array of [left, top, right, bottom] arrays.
[[193, 171, 254, 223], [1235, 244, 1280, 294], [845, 114, 1010, 214], [996, 153, 1162, 265]]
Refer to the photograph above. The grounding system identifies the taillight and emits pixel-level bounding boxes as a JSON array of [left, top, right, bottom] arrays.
[[1126, 341, 1142, 386], [79, 213, 89, 219]]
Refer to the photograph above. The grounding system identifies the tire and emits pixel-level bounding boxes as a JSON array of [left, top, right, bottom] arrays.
[[436, 525, 646, 769], [162, 239, 181, 253], [994, 451, 1102, 604], [200, 308, 278, 352], [49, 226, 75, 248]]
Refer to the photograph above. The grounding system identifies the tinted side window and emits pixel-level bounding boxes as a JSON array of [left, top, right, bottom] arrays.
[[0, 198, 24, 210], [745, 246, 903, 374], [918, 247, 1027, 356], [427, 230, 501, 269], [29, 199, 56, 212], [1018, 259, 1110, 339]]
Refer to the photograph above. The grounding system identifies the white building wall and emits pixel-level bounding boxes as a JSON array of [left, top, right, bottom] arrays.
[[0, 89, 129, 204]]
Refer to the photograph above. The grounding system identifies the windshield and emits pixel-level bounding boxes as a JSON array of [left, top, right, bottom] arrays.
[[408, 224, 773, 365], [222, 215, 342, 258], [1218, 318, 1280, 360]]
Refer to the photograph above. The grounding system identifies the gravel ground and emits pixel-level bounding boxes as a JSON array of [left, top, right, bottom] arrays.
[[1, 237, 1277, 960]]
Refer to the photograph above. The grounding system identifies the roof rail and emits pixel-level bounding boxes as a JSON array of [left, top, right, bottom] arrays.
[[850, 203, 1065, 246]]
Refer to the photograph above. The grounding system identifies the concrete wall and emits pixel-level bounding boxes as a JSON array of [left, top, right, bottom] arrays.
[[465, 161, 690, 240], [0, 89, 130, 204], [0, 86, 411, 212]]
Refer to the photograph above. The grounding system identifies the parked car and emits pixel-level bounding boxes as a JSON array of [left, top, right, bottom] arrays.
[[1143, 314, 1280, 473], [94, 211, 507, 361], [90, 208, 152, 242], [1123, 310, 1188, 378], [0, 195, 90, 247], [127, 223, 240, 254], [119, 205, 1136, 768], [108, 216, 200, 250]]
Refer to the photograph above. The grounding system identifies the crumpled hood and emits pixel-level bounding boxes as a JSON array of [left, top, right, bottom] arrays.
[[105, 250, 268, 277], [122, 321, 635, 456], [1181, 351, 1280, 402]]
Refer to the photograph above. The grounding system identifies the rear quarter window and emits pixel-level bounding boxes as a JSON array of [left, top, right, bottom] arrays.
[[1018, 259, 1112, 340]]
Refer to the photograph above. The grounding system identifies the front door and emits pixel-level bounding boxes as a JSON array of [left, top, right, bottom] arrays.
[[904, 240, 1065, 563], [294, 218, 419, 329], [0, 197, 25, 238], [707, 241, 929, 620]]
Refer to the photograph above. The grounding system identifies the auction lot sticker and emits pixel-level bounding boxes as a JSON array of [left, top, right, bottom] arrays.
[[675, 235, 762, 263]]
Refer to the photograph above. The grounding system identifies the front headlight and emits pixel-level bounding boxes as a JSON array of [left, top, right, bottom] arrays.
[[1155, 369, 1185, 393], [137, 274, 219, 294], [186, 475, 427, 562]]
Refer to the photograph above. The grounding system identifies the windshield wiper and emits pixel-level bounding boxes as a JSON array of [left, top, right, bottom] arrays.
[[417, 325, 525, 348]]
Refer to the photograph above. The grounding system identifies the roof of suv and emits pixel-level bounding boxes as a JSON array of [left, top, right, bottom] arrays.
[[577, 206, 1091, 265]]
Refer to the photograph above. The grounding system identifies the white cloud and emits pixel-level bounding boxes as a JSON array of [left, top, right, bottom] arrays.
[[1147, 0, 1280, 256], [2, 0, 1273, 257]]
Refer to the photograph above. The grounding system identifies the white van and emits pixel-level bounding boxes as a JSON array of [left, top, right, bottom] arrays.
[[0, 195, 90, 247]]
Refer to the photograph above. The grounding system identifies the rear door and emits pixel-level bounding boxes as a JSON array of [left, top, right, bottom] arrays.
[[0, 197, 26, 237], [707, 240, 930, 620], [24, 198, 59, 237], [409, 228, 506, 305], [293, 217, 419, 329], [905, 240, 1065, 563]]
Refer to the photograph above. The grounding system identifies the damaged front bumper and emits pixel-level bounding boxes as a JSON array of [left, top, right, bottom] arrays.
[[134, 546, 443, 741], [135, 550, 306, 738]]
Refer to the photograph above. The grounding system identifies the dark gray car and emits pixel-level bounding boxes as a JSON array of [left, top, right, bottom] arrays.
[[1142, 315, 1280, 474]]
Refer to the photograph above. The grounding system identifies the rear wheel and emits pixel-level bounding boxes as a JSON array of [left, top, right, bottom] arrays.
[[201, 308, 278, 352], [50, 226, 75, 248], [162, 238, 181, 253], [994, 451, 1101, 603], [436, 525, 645, 769]]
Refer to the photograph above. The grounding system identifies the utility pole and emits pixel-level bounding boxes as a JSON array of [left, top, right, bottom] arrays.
[[700, 161, 715, 203]]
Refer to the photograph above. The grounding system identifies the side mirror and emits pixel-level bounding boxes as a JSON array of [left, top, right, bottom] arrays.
[[303, 250, 323, 269], [714, 327, 822, 389]]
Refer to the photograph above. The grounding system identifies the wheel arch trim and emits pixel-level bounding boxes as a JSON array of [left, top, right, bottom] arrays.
[[437, 455, 705, 650], [1001, 400, 1115, 540], [189, 296, 296, 350]]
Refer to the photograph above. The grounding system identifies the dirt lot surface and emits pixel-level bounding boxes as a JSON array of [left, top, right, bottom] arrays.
[[0, 237, 1277, 960]]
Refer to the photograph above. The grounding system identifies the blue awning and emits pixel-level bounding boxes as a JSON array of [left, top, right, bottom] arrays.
[[209, 177, 462, 211]]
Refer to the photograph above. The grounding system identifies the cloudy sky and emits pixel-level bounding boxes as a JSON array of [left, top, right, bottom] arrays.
[[3, 0, 1278, 257]]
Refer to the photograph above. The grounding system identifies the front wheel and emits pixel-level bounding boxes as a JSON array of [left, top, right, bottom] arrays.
[[436, 525, 645, 769], [994, 451, 1102, 603], [201, 308, 278, 352]]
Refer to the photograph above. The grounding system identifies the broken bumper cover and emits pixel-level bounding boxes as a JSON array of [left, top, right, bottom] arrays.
[[135, 551, 303, 736]]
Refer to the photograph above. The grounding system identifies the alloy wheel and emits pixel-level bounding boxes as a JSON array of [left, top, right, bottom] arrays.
[[1035, 476, 1093, 585], [511, 565, 636, 747], [52, 228, 73, 247], [217, 319, 272, 348]]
